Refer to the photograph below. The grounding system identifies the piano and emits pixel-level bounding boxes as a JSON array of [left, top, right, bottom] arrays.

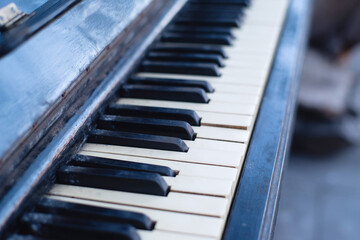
[[0, 0, 311, 239]]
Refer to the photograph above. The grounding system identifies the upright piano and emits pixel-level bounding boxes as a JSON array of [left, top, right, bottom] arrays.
[[0, 0, 311, 239]]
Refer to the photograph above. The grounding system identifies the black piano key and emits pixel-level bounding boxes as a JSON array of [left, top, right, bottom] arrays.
[[57, 165, 170, 196], [162, 32, 232, 46], [189, 0, 250, 6], [98, 115, 196, 140], [179, 11, 242, 19], [153, 43, 228, 58], [175, 17, 241, 27], [167, 25, 234, 37], [71, 154, 176, 177], [129, 75, 215, 93], [182, 6, 245, 14], [21, 212, 140, 240], [107, 103, 201, 126], [36, 198, 154, 230], [141, 60, 221, 77], [177, 13, 242, 22], [6, 234, 46, 240], [147, 51, 225, 67], [88, 129, 189, 152], [121, 85, 209, 103]]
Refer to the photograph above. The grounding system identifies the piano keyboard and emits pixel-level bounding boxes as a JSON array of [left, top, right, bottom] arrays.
[[7, 0, 289, 239]]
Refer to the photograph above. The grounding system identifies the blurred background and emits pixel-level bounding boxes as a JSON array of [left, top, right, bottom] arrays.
[[274, 0, 360, 239]]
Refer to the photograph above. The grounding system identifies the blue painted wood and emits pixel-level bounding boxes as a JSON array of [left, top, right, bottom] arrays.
[[0, 0, 152, 163], [0, 0, 49, 14], [222, 0, 312, 239]]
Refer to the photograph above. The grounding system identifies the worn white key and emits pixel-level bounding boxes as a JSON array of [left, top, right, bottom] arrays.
[[193, 126, 251, 143], [139, 230, 217, 240], [208, 92, 260, 105], [79, 151, 238, 180], [224, 54, 273, 69], [199, 111, 253, 130], [164, 175, 233, 198], [82, 143, 244, 167], [184, 138, 246, 153], [117, 98, 255, 116], [50, 184, 229, 217], [210, 83, 263, 94], [48, 195, 223, 238]]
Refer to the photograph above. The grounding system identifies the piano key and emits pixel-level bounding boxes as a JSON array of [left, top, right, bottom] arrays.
[[90, 131, 244, 154], [78, 152, 238, 181], [117, 98, 256, 116], [224, 54, 273, 69], [147, 52, 225, 67], [178, 11, 242, 20], [107, 103, 201, 126], [140, 60, 221, 77], [129, 75, 215, 93], [197, 111, 252, 129], [48, 195, 223, 238], [97, 115, 196, 140], [129, 77, 260, 104], [88, 129, 189, 152], [136, 71, 268, 86], [175, 17, 241, 28], [189, 0, 249, 6], [69, 157, 234, 197], [242, 1, 289, 25], [6, 235, 44, 240], [121, 85, 210, 103], [136, 72, 264, 92], [49, 184, 229, 217], [36, 198, 154, 230], [180, 7, 244, 16], [208, 92, 260, 104], [82, 143, 244, 167], [193, 125, 250, 143], [153, 43, 228, 58], [166, 25, 234, 37], [163, 175, 233, 197], [184, 138, 245, 153], [70, 154, 176, 177], [231, 25, 281, 41], [162, 32, 233, 46], [21, 212, 140, 240], [108, 103, 253, 129], [57, 166, 170, 196], [138, 230, 216, 240]]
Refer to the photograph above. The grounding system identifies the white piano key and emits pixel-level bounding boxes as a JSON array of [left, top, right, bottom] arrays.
[[244, 0, 289, 24], [138, 230, 217, 240], [78, 151, 238, 180], [231, 26, 280, 40], [117, 98, 256, 116], [199, 111, 253, 130], [193, 126, 251, 143], [224, 54, 273, 69], [82, 143, 244, 167], [47, 195, 223, 238], [164, 175, 233, 198], [50, 184, 229, 217], [184, 138, 246, 153], [208, 92, 260, 105], [210, 83, 263, 94]]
